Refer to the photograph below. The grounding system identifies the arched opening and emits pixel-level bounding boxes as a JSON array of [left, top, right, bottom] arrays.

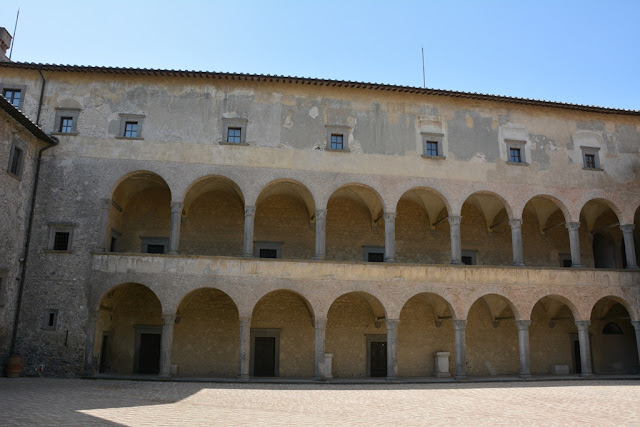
[[254, 180, 316, 260], [580, 199, 623, 268], [398, 293, 455, 377], [326, 184, 385, 262], [460, 192, 512, 266], [108, 172, 171, 254], [94, 283, 162, 375], [522, 196, 571, 267], [466, 294, 519, 375], [590, 297, 638, 374], [250, 290, 315, 377], [395, 188, 450, 264], [180, 176, 244, 256], [172, 288, 239, 377], [529, 295, 578, 375], [326, 291, 387, 377]]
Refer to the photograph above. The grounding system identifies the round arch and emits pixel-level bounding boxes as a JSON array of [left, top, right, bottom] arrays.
[[396, 186, 451, 223], [182, 175, 245, 215], [256, 179, 316, 219], [110, 170, 172, 206]]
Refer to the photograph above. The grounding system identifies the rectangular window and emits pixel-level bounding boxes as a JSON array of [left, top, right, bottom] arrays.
[[124, 122, 138, 138], [3, 89, 21, 107], [254, 242, 282, 258], [584, 154, 596, 169], [330, 134, 344, 150], [146, 244, 165, 254], [141, 237, 169, 254], [10, 146, 23, 175], [53, 232, 70, 251], [426, 141, 438, 157], [509, 148, 521, 163], [227, 127, 242, 143], [363, 246, 385, 262], [59, 117, 73, 133], [43, 309, 59, 331], [259, 248, 278, 258]]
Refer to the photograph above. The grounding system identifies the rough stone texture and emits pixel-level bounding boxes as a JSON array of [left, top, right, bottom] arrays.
[[0, 64, 638, 379]]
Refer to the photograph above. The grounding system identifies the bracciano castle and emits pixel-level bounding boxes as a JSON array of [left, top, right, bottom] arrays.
[[1, 27, 638, 380]]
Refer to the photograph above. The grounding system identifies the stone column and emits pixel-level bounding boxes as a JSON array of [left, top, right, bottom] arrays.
[[386, 319, 399, 380], [453, 320, 467, 380], [314, 318, 327, 380], [242, 206, 256, 257], [631, 321, 640, 369], [95, 199, 111, 252], [384, 212, 396, 262], [159, 313, 176, 377], [449, 216, 463, 265], [237, 316, 252, 380], [314, 209, 327, 260], [516, 320, 531, 378], [168, 202, 183, 255], [566, 222, 583, 268], [83, 311, 98, 374], [575, 320, 592, 376], [621, 224, 639, 269], [509, 219, 525, 266]]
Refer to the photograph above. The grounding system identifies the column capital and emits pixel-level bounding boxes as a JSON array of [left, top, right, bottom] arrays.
[[575, 320, 590, 330], [509, 219, 523, 229], [314, 318, 328, 329], [515, 320, 531, 330], [244, 205, 256, 217], [239, 316, 252, 326], [162, 313, 177, 325], [448, 215, 462, 226], [385, 318, 400, 330], [171, 201, 183, 213], [453, 319, 466, 331], [566, 222, 581, 232], [315, 209, 327, 220], [384, 212, 396, 222], [621, 223, 636, 233], [631, 320, 640, 331]]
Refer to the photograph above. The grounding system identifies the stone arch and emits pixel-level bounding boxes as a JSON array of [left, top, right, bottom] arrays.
[[523, 293, 582, 321], [521, 194, 571, 226], [95, 282, 164, 313], [182, 174, 245, 215], [463, 292, 522, 323], [587, 294, 637, 322], [521, 195, 573, 267], [256, 179, 316, 219], [110, 170, 172, 205], [454, 189, 514, 219], [399, 291, 458, 322], [581, 198, 625, 269], [326, 290, 388, 322], [396, 187, 451, 225], [327, 182, 386, 222], [579, 197, 623, 229], [250, 288, 316, 323]]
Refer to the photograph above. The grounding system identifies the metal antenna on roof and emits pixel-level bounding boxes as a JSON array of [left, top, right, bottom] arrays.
[[421, 45, 426, 89], [9, 8, 19, 60]]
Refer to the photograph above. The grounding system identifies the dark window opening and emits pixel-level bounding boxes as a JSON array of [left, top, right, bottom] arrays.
[[59, 117, 73, 133], [110, 237, 118, 252], [124, 121, 138, 138], [3, 89, 21, 107], [10, 146, 23, 175], [367, 252, 384, 262], [331, 134, 344, 150], [426, 141, 438, 156], [585, 154, 596, 169], [462, 256, 474, 265], [259, 248, 278, 258], [227, 127, 242, 143], [53, 232, 70, 251], [146, 244, 165, 254], [48, 312, 55, 327], [602, 322, 623, 335], [562, 259, 573, 268], [509, 148, 521, 163]]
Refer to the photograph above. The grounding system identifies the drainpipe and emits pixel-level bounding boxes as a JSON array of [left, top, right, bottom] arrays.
[[9, 66, 58, 356]]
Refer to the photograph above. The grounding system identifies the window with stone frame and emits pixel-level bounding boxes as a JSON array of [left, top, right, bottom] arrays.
[[7, 137, 27, 180], [47, 223, 76, 252], [581, 146, 601, 170], [222, 118, 248, 145], [421, 132, 445, 158], [326, 125, 350, 151], [117, 114, 145, 139], [1, 84, 26, 109]]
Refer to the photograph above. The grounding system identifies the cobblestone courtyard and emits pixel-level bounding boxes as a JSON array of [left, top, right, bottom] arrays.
[[1, 378, 639, 426]]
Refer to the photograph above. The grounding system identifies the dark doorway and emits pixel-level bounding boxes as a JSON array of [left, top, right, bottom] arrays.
[[137, 333, 161, 374], [254, 337, 276, 376], [573, 338, 582, 374], [370, 341, 387, 377], [99, 333, 110, 373], [367, 252, 384, 262]]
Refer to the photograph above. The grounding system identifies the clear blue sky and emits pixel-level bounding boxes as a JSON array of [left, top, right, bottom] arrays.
[[2, 0, 639, 110]]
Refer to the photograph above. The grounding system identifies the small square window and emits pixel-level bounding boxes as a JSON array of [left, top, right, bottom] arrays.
[[227, 127, 242, 143], [124, 122, 138, 138], [222, 118, 248, 145], [363, 246, 385, 262], [255, 241, 283, 258], [47, 223, 75, 252], [59, 117, 73, 133], [117, 114, 145, 139], [7, 138, 27, 179], [331, 134, 344, 150], [461, 250, 477, 265], [426, 141, 439, 157], [421, 132, 445, 158], [3, 89, 21, 107], [43, 309, 59, 331], [141, 237, 169, 254], [509, 147, 521, 163], [326, 125, 350, 151], [581, 146, 601, 170], [53, 108, 80, 135]]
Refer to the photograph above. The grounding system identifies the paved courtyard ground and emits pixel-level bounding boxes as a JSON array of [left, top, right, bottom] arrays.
[[1, 378, 639, 426]]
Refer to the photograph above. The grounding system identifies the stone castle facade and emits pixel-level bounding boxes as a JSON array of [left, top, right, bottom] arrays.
[[1, 28, 639, 379]]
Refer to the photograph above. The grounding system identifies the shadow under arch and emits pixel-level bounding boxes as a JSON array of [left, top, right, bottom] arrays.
[[250, 288, 316, 324], [580, 198, 624, 269], [182, 174, 245, 215], [522, 194, 571, 227], [328, 182, 386, 223], [110, 170, 172, 208], [172, 287, 240, 378], [94, 282, 163, 375], [256, 179, 316, 219], [579, 197, 624, 226], [396, 186, 452, 224]]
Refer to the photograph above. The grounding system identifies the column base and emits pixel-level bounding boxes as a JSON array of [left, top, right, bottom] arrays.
[[313, 256, 325, 261], [454, 375, 467, 381], [384, 258, 396, 263], [513, 262, 525, 267], [450, 261, 464, 266], [625, 265, 640, 270], [158, 373, 171, 378], [570, 264, 584, 268], [385, 376, 398, 382], [168, 251, 179, 255], [519, 374, 532, 379], [241, 253, 254, 258], [580, 373, 594, 377], [237, 374, 250, 382], [313, 376, 326, 381]]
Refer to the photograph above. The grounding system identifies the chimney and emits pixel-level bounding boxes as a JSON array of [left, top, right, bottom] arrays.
[[0, 27, 12, 62]]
